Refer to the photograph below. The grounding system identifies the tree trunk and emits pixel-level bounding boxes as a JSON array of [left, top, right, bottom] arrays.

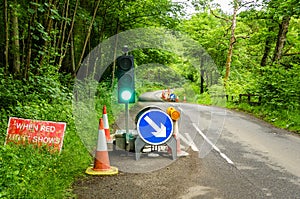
[[39, 0, 56, 67], [25, 1, 38, 80], [4, 0, 9, 76], [111, 19, 120, 90], [76, 0, 102, 75], [200, 55, 206, 94], [261, 24, 276, 66], [272, 16, 291, 63], [58, 0, 69, 61], [70, 32, 76, 76], [261, 42, 271, 66], [59, 0, 79, 70], [224, 0, 238, 85], [11, 1, 21, 75], [260, 34, 273, 66]]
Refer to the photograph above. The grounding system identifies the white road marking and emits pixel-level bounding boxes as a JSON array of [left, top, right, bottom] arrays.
[[220, 152, 234, 165], [192, 123, 234, 165], [178, 133, 198, 151], [178, 133, 191, 146], [178, 107, 183, 112], [184, 133, 199, 152], [175, 106, 197, 150]]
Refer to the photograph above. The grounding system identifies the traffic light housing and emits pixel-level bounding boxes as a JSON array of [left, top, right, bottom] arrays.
[[117, 55, 135, 103]]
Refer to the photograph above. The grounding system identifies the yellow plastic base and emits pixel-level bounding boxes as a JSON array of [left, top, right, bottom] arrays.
[[85, 166, 118, 176]]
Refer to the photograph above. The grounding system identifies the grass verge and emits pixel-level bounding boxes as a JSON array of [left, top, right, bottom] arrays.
[[226, 102, 300, 134]]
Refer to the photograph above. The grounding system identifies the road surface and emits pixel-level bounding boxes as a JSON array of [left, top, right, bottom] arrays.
[[73, 91, 300, 198]]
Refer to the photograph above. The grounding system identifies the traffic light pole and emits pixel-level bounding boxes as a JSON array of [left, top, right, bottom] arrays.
[[118, 47, 133, 139], [124, 48, 129, 137], [125, 102, 129, 135]]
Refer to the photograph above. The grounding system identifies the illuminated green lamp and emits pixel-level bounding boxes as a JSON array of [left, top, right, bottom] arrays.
[[121, 90, 132, 101]]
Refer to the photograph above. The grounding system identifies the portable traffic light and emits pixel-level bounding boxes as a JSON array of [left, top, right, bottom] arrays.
[[117, 55, 135, 103]]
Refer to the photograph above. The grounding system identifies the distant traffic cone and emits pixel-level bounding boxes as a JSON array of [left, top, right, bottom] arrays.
[[102, 105, 112, 142], [167, 88, 171, 100], [183, 95, 186, 103], [162, 90, 166, 100], [85, 119, 118, 175], [176, 95, 179, 102]]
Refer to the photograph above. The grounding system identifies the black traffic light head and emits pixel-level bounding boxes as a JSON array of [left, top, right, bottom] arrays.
[[117, 55, 135, 103]]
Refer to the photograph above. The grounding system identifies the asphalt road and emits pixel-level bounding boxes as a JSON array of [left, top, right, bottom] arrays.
[[136, 91, 300, 198], [74, 91, 300, 198]]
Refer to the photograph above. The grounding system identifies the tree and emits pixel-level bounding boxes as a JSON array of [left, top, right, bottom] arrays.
[[224, 0, 239, 85], [190, 0, 259, 84], [261, 0, 300, 65], [4, 0, 9, 75], [0, 0, 181, 80], [10, 0, 21, 75], [260, 22, 277, 66]]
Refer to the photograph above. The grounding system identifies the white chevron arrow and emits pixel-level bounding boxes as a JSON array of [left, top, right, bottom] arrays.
[[144, 116, 166, 137]]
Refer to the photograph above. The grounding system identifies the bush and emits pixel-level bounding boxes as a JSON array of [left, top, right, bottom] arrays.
[[257, 64, 300, 109], [0, 70, 91, 198], [224, 64, 300, 133]]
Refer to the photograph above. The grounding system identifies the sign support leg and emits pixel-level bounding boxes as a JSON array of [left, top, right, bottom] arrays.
[[166, 136, 177, 160], [135, 136, 146, 160]]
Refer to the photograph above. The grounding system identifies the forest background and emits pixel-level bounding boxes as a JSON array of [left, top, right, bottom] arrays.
[[0, 0, 299, 198]]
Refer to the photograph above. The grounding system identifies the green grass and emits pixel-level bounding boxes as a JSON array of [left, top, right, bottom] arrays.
[[226, 102, 300, 134], [0, 122, 91, 198]]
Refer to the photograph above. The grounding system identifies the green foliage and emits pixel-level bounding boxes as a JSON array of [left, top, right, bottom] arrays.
[[73, 79, 117, 153], [179, 11, 229, 69], [182, 82, 200, 103], [225, 69, 259, 100], [178, 4, 299, 133], [197, 92, 212, 105], [256, 64, 300, 109], [0, 67, 91, 198], [0, 130, 90, 198], [223, 63, 300, 132], [135, 61, 187, 93]]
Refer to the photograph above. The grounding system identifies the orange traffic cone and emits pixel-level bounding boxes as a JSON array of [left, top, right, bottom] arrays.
[[85, 119, 118, 175], [102, 105, 112, 142], [176, 95, 179, 102], [162, 90, 166, 100]]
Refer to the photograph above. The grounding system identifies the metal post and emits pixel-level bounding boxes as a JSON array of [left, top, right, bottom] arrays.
[[124, 45, 130, 135], [125, 102, 129, 135]]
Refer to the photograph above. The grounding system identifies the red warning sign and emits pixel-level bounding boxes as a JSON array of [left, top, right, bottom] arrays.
[[5, 117, 66, 153]]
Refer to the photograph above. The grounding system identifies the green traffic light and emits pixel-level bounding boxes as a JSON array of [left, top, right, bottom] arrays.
[[117, 55, 135, 103], [121, 90, 132, 101]]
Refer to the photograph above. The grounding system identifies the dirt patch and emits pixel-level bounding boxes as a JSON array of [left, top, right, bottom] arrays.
[[72, 149, 205, 199]]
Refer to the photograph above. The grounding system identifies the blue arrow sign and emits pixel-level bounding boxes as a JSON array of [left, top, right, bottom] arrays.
[[137, 109, 173, 145], [170, 93, 175, 100]]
